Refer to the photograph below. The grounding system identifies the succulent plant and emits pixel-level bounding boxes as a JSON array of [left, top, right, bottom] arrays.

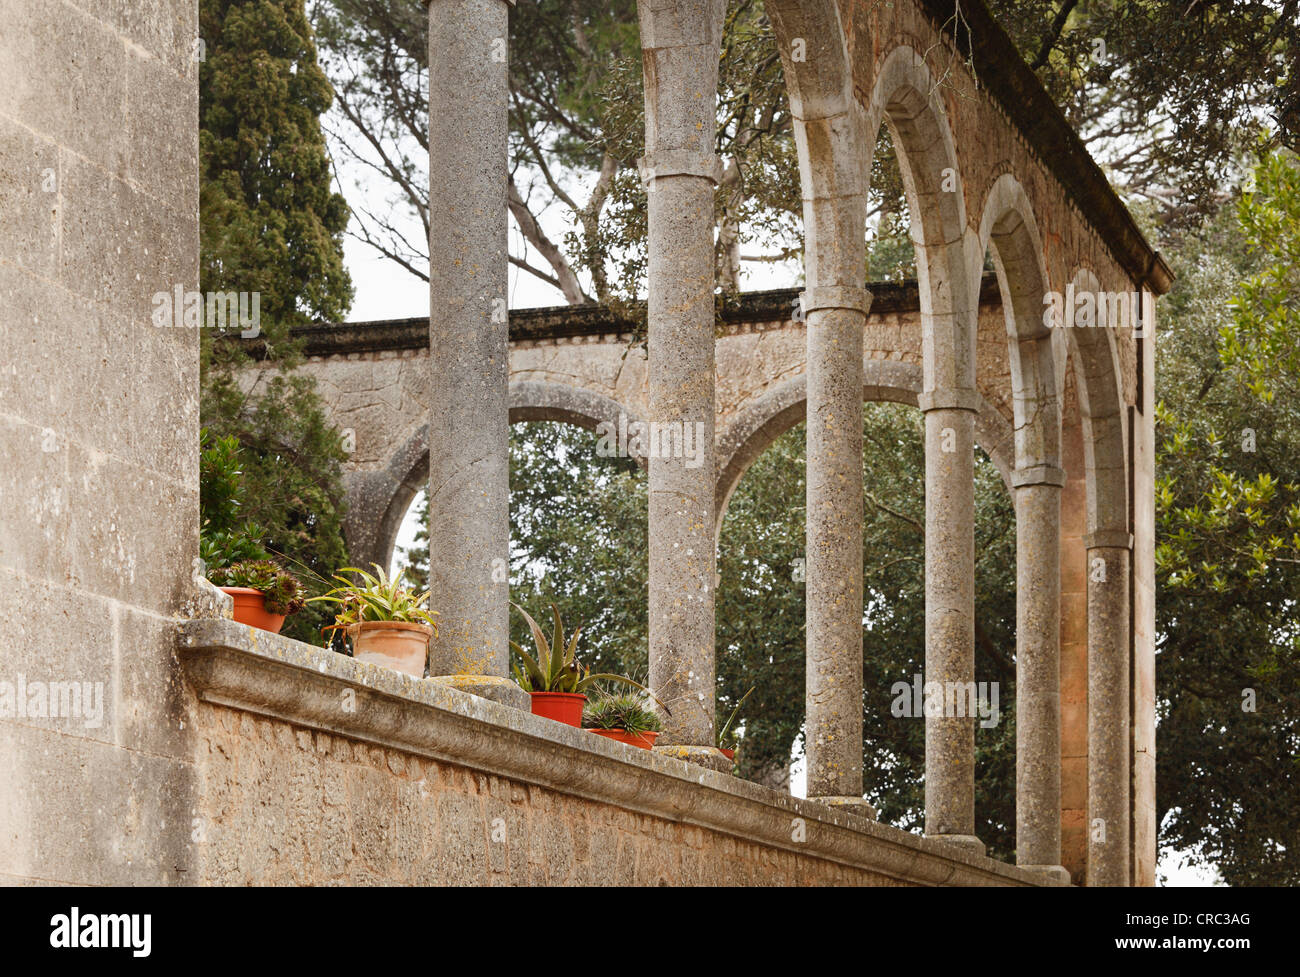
[[582, 688, 664, 735], [208, 559, 306, 616], [509, 603, 648, 696]]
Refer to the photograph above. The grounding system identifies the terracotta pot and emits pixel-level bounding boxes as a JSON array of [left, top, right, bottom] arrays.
[[720, 747, 736, 762], [587, 728, 659, 750], [352, 621, 432, 678], [222, 587, 286, 634], [529, 691, 586, 726]]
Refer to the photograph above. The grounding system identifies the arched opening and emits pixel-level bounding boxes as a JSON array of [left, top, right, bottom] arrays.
[[867, 46, 977, 393], [359, 381, 640, 581], [979, 176, 1069, 871], [390, 414, 650, 687], [714, 396, 1016, 854]]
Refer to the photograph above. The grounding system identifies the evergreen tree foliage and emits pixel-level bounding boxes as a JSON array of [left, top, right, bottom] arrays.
[[199, 0, 355, 645]]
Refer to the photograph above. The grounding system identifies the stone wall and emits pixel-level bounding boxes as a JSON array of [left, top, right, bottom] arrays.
[[197, 702, 913, 886], [0, 0, 1154, 887], [184, 620, 1056, 886], [0, 0, 205, 884]]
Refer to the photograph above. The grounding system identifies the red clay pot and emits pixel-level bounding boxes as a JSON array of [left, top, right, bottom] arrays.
[[352, 621, 432, 678], [720, 747, 736, 762], [530, 691, 586, 726], [222, 587, 286, 635], [587, 728, 660, 750]]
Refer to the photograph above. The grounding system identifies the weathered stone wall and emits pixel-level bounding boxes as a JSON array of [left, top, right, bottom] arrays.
[[264, 292, 1011, 472], [0, 0, 204, 884], [0, 0, 1155, 887], [183, 620, 1056, 887], [196, 701, 913, 886]]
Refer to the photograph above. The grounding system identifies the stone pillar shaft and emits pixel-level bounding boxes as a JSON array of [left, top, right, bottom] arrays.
[[1013, 469, 1066, 876], [1087, 538, 1132, 885], [645, 172, 716, 746], [805, 291, 867, 802], [425, 0, 523, 707], [920, 392, 980, 849], [639, 0, 726, 766]]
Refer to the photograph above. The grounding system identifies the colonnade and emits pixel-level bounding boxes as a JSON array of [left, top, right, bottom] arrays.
[[420, 0, 1144, 885]]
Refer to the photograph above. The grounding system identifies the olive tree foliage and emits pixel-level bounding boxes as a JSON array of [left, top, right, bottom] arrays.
[[1154, 152, 1300, 885], [985, 0, 1298, 229]]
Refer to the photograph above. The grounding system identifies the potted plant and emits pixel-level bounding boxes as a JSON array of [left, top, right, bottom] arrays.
[[309, 564, 439, 678], [510, 603, 647, 726], [717, 685, 754, 763], [208, 559, 306, 635], [582, 688, 663, 749]]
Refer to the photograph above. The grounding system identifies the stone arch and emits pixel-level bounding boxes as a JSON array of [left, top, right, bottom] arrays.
[[1062, 268, 1130, 536], [342, 381, 644, 575], [713, 360, 1015, 545], [976, 173, 1061, 471], [765, 0, 868, 288], [867, 44, 977, 392]]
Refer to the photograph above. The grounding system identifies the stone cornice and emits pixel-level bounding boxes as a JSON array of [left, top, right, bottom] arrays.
[[177, 618, 1059, 887], [258, 275, 1003, 360]]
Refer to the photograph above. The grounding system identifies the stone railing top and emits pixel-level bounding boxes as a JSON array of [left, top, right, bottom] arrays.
[[249, 275, 1004, 360], [177, 618, 1062, 886]]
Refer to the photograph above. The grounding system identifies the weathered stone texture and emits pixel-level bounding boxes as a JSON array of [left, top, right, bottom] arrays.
[[424, 0, 515, 698], [0, 0, 1157, 888], [0, 0, 200, 885], [245, 296, 1016, 572], [193, 701, 916, 886]]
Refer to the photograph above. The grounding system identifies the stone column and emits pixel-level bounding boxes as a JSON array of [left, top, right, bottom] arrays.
[[1012, 465, 1069, 882], [1057, 409, 1090, 881], [638, 0, 728, 770], [1086, 531, 1132, 885], [918, 389, 983, 854], [424, 0, 526, 709], [805, 286, 874, 817]]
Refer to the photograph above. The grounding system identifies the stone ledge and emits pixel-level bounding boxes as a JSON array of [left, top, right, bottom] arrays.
[[262, 276, 1004, 359], [177, 618, 1064, 887]]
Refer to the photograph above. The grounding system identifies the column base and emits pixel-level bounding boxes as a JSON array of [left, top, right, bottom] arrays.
[[426, 675, 530, 710], [812, 796, 878, 820], [925, 833, 987, 857], [652, 745, 733, 772], [1017, 864, 1072, 884]]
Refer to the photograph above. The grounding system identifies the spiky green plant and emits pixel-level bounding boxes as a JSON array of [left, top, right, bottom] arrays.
[[716, 685, 754, 749], [582, 688, 664, 735], [308, 564, 439, 648], [510, 603, 646, 695]]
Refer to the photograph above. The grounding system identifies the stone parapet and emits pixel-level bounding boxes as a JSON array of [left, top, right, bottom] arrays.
[[178, 619, 1063, 886]]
